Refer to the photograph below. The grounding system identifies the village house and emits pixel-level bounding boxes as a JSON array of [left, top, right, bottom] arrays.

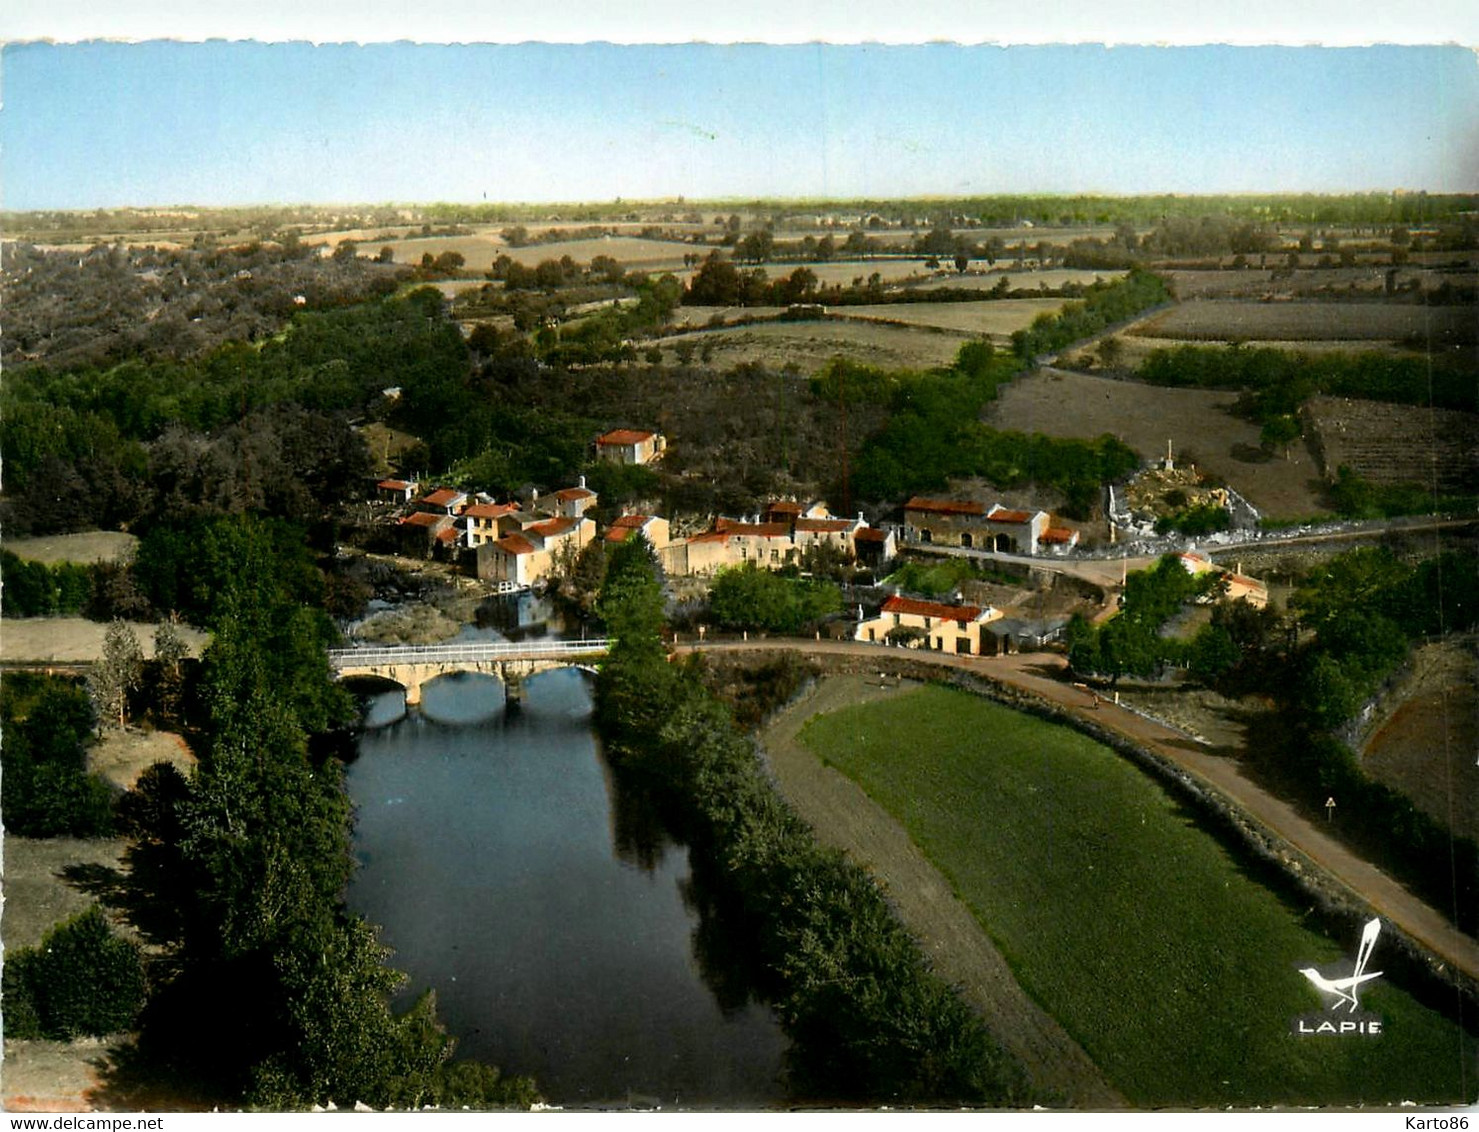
[[852, 525, 898, 571], [596, 428, 666, 466], [604, 513, 671, 548], [793, 513, 866, 554], [1177, 552, 1270, 609], [398, 510, 460, 557], [463, 501, 522, 549], [551, 477, 598, 518], [375, 477, 418, 504], [855, 594, 1003, 656], [475, 513, 597, 589], [683, 519, 796, 576], [903, 496, 1051, 555], [414, 486, 469, 517]]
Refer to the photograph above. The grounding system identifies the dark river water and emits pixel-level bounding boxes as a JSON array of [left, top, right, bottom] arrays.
[[344, 666, 788, 1108]]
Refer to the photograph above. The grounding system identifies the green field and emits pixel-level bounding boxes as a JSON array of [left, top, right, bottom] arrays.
[[800, 684, 1476, 1108]]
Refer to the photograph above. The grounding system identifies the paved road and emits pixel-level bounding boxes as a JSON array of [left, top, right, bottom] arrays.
[[681, 638, 1479, 987]]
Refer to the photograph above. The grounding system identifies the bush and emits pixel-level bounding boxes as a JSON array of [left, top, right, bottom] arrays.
[[4, 906, 147, 1040]]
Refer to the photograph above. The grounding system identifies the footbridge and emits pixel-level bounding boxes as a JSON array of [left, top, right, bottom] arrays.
[[327, 638, 610, 705]]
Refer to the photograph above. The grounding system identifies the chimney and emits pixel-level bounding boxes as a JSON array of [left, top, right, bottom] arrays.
[[578, 475, 586, 489]]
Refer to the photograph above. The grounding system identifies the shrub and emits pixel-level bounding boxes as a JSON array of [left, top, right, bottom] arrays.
[[4, 906, 147, 1040]]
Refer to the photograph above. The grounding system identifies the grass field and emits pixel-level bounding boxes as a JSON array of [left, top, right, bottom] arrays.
[[837, 298, 1065, 339], [5, 531, 139, 564], [800, 684, 1475, 1108], [1132, 301, 1476, 344], [658, 318, 969, 371]]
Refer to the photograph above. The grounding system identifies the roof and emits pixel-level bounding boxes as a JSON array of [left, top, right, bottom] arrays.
[[464, 502, 519, 521], [605, 515, 655, 541], [711, 521, 791, 539], [854, 527, 891, 543], [377, 478, 414, 490], [554, 486, 596, 502], [766, 500, 804, 514], [597, 428, 656, 446], [420, 487, 466, 507], [794, 517, 855, 533], [904, 497, 986, 516], [528, 517, 580, 539], [434, 527, 461, 544], [987, 507, 1033, 524], [882, 594, 987, 622], [400, 511, 448, 529], [1040, 527, 1078, 544], [495, 533, 538, 556]]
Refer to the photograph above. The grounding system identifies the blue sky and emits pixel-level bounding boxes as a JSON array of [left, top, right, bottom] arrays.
[[3, 40, 1476, 209]]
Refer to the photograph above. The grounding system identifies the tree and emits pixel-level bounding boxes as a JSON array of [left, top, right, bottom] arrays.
[[1259, 413, 1301, 459], [954, 252, 971, 274], [153, 615, 189, 723], [91, 619, 144, 729]]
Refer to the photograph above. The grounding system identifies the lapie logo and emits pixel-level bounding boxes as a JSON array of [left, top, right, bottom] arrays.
[[1291, 918, 1385, 1036]]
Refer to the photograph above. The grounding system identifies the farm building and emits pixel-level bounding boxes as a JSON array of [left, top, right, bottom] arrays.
[[856, 594, 1003, 656], [596, 428, 666, 466], [902, 497, 1050, 555], [552, 477, 598, 518]]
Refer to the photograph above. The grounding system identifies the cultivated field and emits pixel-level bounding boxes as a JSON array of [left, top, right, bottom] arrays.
[[1162, 267, 1474, 300], [989, 367, 1329, 518], [1131, 300, 1476, 344], [800, 684, 1475, 1107], [1361, 636, 1479, 844], [1304, 395, 1479, 490], [835, 298, 1065, 339], [664, 305, 786, 329], [657, 318, 969, 372]]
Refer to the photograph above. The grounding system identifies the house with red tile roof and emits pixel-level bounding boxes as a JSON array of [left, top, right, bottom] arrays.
[[376, 477, 418, 503], [415, 487, 469, 516], [604, 514, 671, 548], [474, 511, 596, 589], [855, 593, 1003, 656], [903, 496, 1051, 554], [596, 428, 666, 465]]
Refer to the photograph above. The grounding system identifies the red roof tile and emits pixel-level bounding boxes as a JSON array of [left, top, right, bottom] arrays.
[[883, 595, 986, 622], [794, 517, 854, 532], [464, 502, 519, 521], [528, 517, 579, 539], [854, 527, 890, 542], [904, 497, 986, 516], [987, 508, 1033, 524], [377, 478, 413, 490], [420, 488, 466, 507], [496, 533, 538, 555], [766, 500, 803, 514], [1040, 527, 1077, 543], [554, 486, 596, 501], [400, 511, 448, 528], [597, 428, 655, 446], [434, 527, 460, 543]]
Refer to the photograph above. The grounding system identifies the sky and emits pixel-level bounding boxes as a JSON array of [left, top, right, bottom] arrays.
[[2, 8, 1477, 210]]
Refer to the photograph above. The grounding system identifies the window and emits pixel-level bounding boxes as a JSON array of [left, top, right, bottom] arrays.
[[867, 628, 876, 641], [920, 528, 933, 544]]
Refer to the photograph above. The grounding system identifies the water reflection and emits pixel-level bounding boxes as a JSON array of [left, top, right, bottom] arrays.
[[345, 667, 786, 1108]]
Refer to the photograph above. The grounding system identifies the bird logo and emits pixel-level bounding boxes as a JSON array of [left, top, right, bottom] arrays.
[[1299, 918, 1383, 1012]]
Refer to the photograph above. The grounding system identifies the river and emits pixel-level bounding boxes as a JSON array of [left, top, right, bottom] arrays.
[[344, 662, 788, 1109]]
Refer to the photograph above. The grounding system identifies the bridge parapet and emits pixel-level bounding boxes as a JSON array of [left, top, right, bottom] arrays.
[[328, 638, 610, 705]]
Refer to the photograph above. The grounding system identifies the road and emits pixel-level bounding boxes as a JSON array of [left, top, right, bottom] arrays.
[[680, 638, 1479, 988]]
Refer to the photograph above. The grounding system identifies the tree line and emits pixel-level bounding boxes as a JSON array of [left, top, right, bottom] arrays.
[[592, 536, 1032, 1104]]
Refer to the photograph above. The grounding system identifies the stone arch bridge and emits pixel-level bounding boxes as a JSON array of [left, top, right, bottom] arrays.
[[327, 639, 609, 705]]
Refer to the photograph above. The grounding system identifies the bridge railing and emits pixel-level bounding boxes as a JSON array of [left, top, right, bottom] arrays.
[[328, 638, 611, 669]]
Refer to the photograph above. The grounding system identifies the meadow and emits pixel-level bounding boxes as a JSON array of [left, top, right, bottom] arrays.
[[1132, 300, 1475, 344], [800, 684, 1475, 1108], [661, 318, 968, 371], [835, 298, 1066, 340]]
